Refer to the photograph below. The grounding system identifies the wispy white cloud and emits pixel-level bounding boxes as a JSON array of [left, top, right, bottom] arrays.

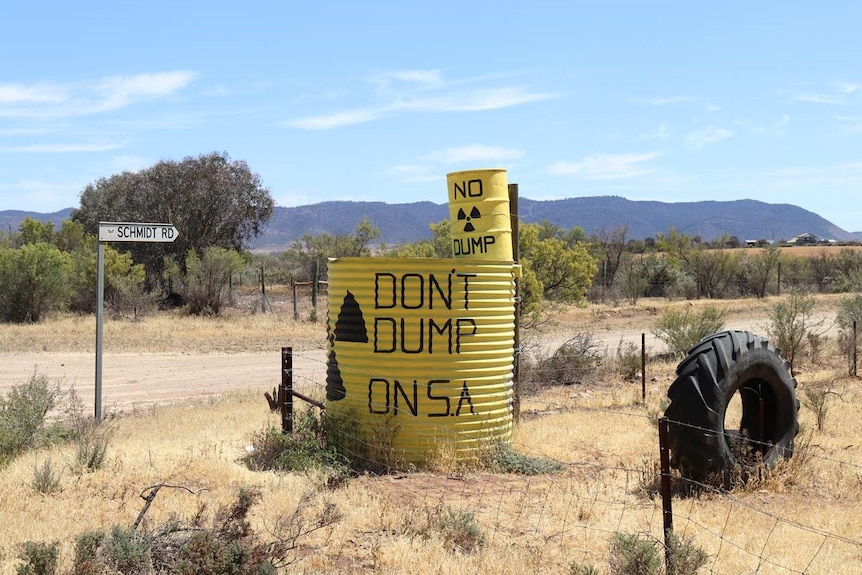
[[755, 114, 789, 134], [0, 71, 198, 118], [836, 82, 859, 94], [835, 114, 862, 132], [549, 152, 661, 180], [370, 69, 444, 91], [285, 70, 558, 129], [0, 84, 66, 105], [686, 126, 733, 148], [640, 96, 694, 106], [423, 144, 524, 164], [288, 107, 389, 129], [638, 123, 672, 140], [796, 93, 842, 105]]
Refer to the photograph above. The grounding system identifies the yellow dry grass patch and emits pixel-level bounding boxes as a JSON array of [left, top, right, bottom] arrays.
[[0, 312, 324, 354], [1, 294, 861, 573]]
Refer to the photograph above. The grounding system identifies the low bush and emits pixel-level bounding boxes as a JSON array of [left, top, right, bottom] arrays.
[[16, 541, 59, 575], [481, 441, 564, 475], [531, 332, 604, 387], [0, 372, 61, 465], [652, 305, 727, 358], [436, 507, 486, 554], [31, 458, 62, 495], [19, 488, 342, 574]]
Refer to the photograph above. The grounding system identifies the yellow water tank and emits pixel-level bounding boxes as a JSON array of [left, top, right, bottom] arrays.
[[325, 257, 516, 466]]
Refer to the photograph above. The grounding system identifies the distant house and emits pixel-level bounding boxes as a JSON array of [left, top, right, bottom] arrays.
[[787, 232, 834, 246]]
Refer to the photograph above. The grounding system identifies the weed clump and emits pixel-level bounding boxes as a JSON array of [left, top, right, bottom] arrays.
[[652, 305, 727, 358], [17, 488, 342, 575], [244, 409, 353, 485], [0, 372, 61, 466], [481, 442, 564, 475]]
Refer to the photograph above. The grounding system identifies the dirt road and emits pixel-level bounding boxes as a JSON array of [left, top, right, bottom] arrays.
[[0, 350, 328, 414], [0, 303, 839, 412]]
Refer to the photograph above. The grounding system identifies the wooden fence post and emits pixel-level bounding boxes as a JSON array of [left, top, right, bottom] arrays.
[[282, 347, 293, 433], [658, 417, 674, 569]]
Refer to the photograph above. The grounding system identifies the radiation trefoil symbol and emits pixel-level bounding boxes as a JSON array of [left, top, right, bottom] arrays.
[[457, 206, 481, 232]]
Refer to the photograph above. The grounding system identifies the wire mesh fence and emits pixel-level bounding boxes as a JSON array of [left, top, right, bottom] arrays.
[[275, 344, 862, 574]]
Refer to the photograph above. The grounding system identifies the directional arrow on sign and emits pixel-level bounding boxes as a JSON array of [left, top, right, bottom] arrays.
[[98, 222, 179, 243]]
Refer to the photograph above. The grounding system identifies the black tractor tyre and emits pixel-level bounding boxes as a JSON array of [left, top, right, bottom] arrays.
[[663, 330, 799, 482]]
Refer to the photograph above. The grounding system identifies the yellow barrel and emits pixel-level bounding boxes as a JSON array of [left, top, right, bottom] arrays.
[[447, 169, 513, 261], [326, 257, 516, 466]]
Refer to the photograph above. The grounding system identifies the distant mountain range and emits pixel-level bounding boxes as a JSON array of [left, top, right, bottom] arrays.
[[2, 196, 860, 251]]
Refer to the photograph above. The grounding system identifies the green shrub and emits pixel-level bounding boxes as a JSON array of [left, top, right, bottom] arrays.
[[436, 507, 486, 554], [766, 288, 826, 374], [0, 242, 72, 322], [569, 562, 601, 575], [16, 541, 59, 575], [836, 292, 862, 374], [652, 305, 727, 358], [537, 332, 604, 386], [665, 530, 709, 575], [608, 532, 661, 575], [244, 409, 353, 484], [101, 526, 152, 574], [71, 530, 107, 575], [31, 458, 61, 495], [482, 442, 564, 475], [615, 337, 642, 380], [0, 373, 61, 465], [245, 410, 329, 472], [73, 419, 113, 473]]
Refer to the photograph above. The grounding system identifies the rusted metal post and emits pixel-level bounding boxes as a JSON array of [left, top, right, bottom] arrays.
[[658, 417, 674, 568], [509, 183, 520, 422], [641, 333, 646, 402], [260, 266, 266, 314], [311, 261, 319, 321], [282, 347, 293, 433]]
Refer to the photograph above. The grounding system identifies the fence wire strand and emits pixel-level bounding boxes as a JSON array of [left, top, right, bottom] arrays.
[[274, 344, 862, 574]]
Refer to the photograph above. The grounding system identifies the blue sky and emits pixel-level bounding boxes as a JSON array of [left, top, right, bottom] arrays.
[[2, 1, 861, 233]]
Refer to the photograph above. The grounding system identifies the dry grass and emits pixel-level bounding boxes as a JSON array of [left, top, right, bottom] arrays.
[[1, 295, 861, 574], [0, 309, 325, 354]]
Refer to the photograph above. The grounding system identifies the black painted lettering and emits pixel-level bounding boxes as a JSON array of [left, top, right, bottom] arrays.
[[368, 378, 390, 414], [456, 380, 476, 415], [455, 318, 477, 353], [428, 272, 452, 310], [456, 273, 476, 310], [394, 379, 418, 416], [399, 318, 424, 354], [427, 380, 451, 417], [452, 178, 483, 199], [400, 273, 424, 309], [374, 273, 397, 309], [374, 317, 397, 352], [428, 318, 452, 354], [470, 236, 485, 253]]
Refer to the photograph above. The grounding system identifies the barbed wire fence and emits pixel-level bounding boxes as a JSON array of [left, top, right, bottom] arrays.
[[270, 337, 862, 574]]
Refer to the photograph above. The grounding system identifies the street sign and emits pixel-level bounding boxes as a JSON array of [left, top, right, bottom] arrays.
[[98, 222, 179, 243], [94, 220, 178, 420]]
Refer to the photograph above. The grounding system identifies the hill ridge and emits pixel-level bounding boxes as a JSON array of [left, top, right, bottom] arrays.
[[2, 198, 859, 251]]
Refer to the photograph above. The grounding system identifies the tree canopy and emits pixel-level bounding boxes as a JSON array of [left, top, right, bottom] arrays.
[[72, 152, 273, 281]]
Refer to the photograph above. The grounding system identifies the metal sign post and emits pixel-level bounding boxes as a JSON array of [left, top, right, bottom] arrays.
[[95, 222, 179, 419]]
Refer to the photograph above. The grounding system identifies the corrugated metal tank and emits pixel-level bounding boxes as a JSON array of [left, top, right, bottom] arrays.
[[326, 258, 516, 466]]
